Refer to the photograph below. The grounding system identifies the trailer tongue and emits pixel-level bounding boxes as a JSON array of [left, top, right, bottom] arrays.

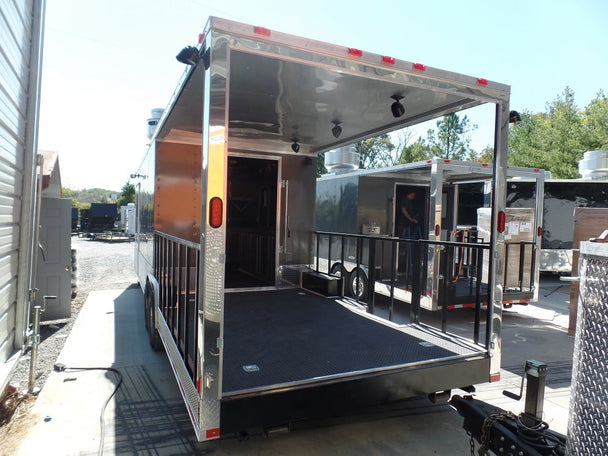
[[134, 16, 512, 440]]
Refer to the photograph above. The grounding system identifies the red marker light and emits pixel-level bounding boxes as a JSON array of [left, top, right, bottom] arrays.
[[382, 56, 396, 65], [206, 428, 220, 439], [538, 226, 543, 237], [209, 197, 223, 228], [413, 63, 426, 71], [253, 26, 271, 37], [534, 168, 540, 172], [198, 33, 205, 44], [444, 159, 451, 163], [348, 48, 363, 57], [477, 78, 489, 86], [497, 211, 506, 233], [481, 163, 489, 167], [426, 159, 432, 164], [435, 224, 441, 236]]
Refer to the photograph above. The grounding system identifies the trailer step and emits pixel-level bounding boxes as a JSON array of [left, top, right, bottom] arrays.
[[301, 270, 342, 296]]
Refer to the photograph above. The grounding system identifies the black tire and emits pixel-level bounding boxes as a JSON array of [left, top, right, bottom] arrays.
[[145, 285, 163, 351], [330, 263, 345, 278], [348, 268, 368, 300]]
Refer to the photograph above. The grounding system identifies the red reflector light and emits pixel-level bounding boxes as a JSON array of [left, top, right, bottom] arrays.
[[206, 428, 220, 439], [426, 159, 432, 164], [198, 32, 205, 44], [435, 224, 440, 237], [382, 55, 395, 65], [348, 48, 363, 57], [209, 197, 223, 228], [538, 226, 543, 237], [444, 159, 451, 163], [497, 211, 506, 233], [254, 26, 271, 37], [477, 78, 489, 86], [534, 168, 540, 172], [481, 163, 489, 167], [196, 376, 202, 393], [413, 63, 426, 71], [490, 373, 501, 382]]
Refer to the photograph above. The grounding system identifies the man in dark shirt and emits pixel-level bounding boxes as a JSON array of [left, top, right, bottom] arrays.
[[399, 191, 421, 239]]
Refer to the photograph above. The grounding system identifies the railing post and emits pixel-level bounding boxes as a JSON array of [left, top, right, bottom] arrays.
[[389, 239, 396, 322], [518, 242, 526, 291], [440, 244, 450, 333], [327, 233, 333, 275], [367, 237, 376, 314], [410, 240, 421, 325], [315, 233, 320, 272], [474, 246, 483, 345], [340, 234, 346, 297]]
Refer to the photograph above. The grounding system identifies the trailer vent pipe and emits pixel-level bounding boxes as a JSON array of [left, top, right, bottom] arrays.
[[146, 108, 164, 140], [324, 144, 360, 175], [578, 150, 608, 180]]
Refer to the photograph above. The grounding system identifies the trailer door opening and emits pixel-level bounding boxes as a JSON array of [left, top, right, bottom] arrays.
[[226, 156, 278, 288]]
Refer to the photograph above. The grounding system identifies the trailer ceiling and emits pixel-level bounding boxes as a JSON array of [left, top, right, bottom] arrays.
[[158, 35, 507, 156]]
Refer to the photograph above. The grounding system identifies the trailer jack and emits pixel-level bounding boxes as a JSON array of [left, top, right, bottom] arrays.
[[450, 360, 566, 456]]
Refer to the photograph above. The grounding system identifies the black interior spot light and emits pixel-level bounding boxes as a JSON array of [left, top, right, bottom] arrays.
[[291, 139, 300, 153], [176, 46, 200, 65], [509, 110, 522, 123], [331, 120, 342, 139], [390, 95, 405, 118]]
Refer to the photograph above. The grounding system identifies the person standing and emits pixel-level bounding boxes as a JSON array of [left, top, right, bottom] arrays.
[[399, 191, 421, 239]]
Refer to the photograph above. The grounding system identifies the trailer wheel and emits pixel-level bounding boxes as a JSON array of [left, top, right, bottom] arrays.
[[348, 268, 368, 300], [145, 285, 163, 351], [330, 263, 346, 278]]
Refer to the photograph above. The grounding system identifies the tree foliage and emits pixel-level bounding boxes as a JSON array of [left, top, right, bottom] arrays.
[[116, 182, 136, 208], [356, 134, 397, 169], [426, 113, 476, 160], [61, 187, 117, 208], [508, 87, 608, 178]]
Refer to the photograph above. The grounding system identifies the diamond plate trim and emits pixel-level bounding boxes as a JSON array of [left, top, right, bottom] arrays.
[[156, 307, 201, 435], [567, 251, 608, 455]]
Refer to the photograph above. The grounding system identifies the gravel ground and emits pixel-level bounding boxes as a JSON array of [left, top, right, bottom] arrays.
[[0, 237, 138, 435]]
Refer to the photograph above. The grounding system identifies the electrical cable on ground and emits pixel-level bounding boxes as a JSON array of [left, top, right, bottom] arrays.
[[54, 363, 123, 456]]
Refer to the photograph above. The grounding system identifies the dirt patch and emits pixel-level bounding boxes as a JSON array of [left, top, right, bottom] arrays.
[[0, 237, 138, 451]]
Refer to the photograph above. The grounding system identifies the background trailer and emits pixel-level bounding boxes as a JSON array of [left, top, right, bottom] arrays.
[[134, 16, 514, 440], [315, 159, 545, 310]]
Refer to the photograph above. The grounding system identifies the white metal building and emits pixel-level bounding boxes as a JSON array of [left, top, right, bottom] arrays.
[[0, 0, 46, 391]]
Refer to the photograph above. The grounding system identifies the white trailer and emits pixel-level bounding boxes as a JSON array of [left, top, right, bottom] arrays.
[[0, 0, 46, 390], [134, 16, 512, 440]]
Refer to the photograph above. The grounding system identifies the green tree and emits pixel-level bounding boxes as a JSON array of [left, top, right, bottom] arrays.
[[426, 113, 476, 160], [357, 134, 397, 169], [581, 90, 608, 150], [508, 87, 601, 178], [397, 137, 431, 164], [316, 152, 326, 177], [116, 182, 136, 208], [470, 146, 494, 164]]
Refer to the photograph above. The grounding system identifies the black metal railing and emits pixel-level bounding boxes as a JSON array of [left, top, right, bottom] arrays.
[[154, 232, 200, 380], [313, 230, 534, 347]]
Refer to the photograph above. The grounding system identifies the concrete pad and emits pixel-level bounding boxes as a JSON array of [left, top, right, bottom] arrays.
[[14, 279, 573, 455]]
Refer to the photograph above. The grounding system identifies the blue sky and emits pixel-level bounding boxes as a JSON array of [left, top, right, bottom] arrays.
[[37, 0, 608, 191]]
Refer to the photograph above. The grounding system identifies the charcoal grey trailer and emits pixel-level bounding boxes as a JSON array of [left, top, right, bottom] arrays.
[[315, 159, 545, 309], [134, 16, 512, 440]]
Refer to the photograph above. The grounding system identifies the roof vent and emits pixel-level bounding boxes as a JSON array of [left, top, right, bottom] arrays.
[[324, 145, 360, 174], [146, 108, 164, 140], [578, 150, 608, 180]]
